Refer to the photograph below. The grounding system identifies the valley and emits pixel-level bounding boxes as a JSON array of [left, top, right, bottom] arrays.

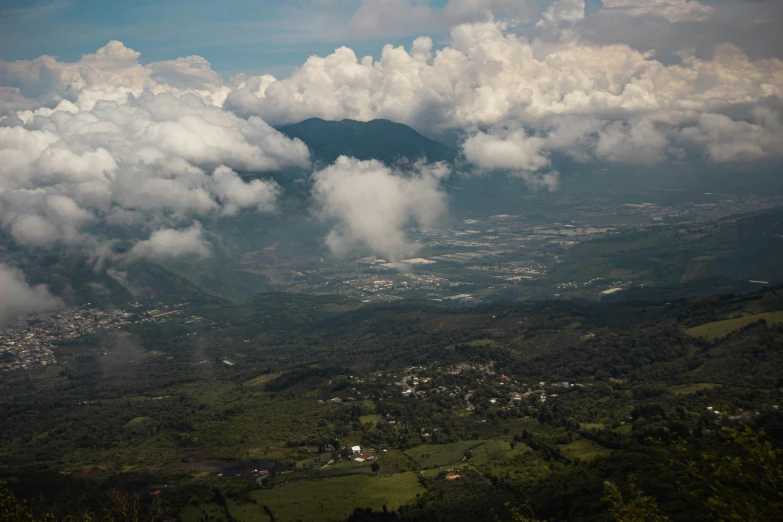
[[2, 286, 782, 521]]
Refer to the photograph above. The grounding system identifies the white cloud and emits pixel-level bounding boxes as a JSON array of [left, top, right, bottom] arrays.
[[680, 108, 783, 163], [0, 40, 230, 110], [0, 46, 310, 252], [462, 127, 550, 172], [601, 0, 714, 24], [0, 263, 63, 325], [223, 18, 783, 172], [461, 116, 669, 189], [536, 0, 585, 28], [227, 20, 783, 136], [127, 223, 212, 261], [594, 118, 669, 164], [312, 156, 450, 260], [210, 166, 282, 216], [1, 13, 782, 262]]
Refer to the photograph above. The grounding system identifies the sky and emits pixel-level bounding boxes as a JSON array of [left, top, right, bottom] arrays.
[[4, 1, 778, 77], [1, 0, 782, 319], [1, 0, 516, 77]]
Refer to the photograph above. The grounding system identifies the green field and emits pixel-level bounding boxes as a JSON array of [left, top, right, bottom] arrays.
[[685, 311, 783, 340], [405, 440, 486, 469], [249, 472, 424, 522], [468, 439, 529, 466], [559, 439, 613, 461], [668, 383, 720, 395]]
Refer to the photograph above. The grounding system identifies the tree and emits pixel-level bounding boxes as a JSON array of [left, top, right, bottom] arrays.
[[371, 461, 380, 474], [0, 480, 91, 522], [661, 425, 783, 521], [602, 476, 669, 522]]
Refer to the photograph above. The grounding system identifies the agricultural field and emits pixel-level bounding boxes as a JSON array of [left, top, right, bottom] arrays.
[[558, 438, 613, 462], [249, 472, 425, 522], [685, 311, 783, 340], [405, 440, 487, 469]]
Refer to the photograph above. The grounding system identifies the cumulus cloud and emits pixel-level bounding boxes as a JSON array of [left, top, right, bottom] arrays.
[[1, 7, 782, 265], [0, 263, 63, 325], [536, 0, 585, 28], [680, 108, 783, 163], [0, 44, 309, 256], [127, 223, 212, 261], [0, 40, 229, 111], [222, 16, 783, 176], [312, 156, 450, 260], [226, 20, 782, 138], [462, 116, 671, 189]]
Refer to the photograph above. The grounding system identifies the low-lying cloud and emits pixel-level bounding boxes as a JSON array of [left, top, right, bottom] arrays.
[[312, 157, 450, 260], [0, 263, 63, 325], [0, 51, 308, 256], [127, 223, 212, 261]]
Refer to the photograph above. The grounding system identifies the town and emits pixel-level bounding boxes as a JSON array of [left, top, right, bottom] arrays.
[[0, 305, 131, 372]]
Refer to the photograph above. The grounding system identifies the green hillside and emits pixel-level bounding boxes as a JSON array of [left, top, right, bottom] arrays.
[[550, 207, 783, 292]]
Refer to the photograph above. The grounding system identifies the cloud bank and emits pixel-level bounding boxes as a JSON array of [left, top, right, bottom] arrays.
[[0, 263, 63, 325], [0, 0, 781, 266], [1, 42, 309, 257]]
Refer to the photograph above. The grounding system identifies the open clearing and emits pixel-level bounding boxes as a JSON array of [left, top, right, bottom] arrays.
[[685, 311, 783, 340], [249, 472, 424, 522], [669, 383, 720, 395], [405, 440, 487, 469], [559, 439, 613, 461]]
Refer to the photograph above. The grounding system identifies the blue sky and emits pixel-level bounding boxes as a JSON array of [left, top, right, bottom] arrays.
[[1, 0, 435, 77], [0, 0, 759, 78]]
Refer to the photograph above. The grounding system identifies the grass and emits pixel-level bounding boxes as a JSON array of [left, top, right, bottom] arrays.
[[468, 440, 529, 466], [559, 438, 613, 461], [668, 383, 720, 395], [360, 414, 381, 425], [685, 311, 783, 340], [180, 501, 232, 522], [243, 373, 281, 388], [405, 440, 487, 469], [249, 472, 424, 522], [375, 449, 414, 472], [579, 423, 605, 430], [123, 416, 153, 428]]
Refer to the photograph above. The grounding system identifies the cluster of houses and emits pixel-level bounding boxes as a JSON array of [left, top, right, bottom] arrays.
[[1, 305, 131, 372]]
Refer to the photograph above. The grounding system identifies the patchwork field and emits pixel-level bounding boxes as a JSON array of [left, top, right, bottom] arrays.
[[685, 311, 783, 340], [249, 472, 424, 522]]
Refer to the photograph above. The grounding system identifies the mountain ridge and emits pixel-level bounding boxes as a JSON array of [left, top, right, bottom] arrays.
[[277, 117, 457, 165]]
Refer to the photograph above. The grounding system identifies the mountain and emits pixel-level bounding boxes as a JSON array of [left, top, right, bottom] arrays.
[[277, 118, 457, 165]]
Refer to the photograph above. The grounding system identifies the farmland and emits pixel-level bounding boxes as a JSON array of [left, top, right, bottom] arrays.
[[685, 311, 783, 340], [250, 472, 424, 522], [405, 440, 487, 469]]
